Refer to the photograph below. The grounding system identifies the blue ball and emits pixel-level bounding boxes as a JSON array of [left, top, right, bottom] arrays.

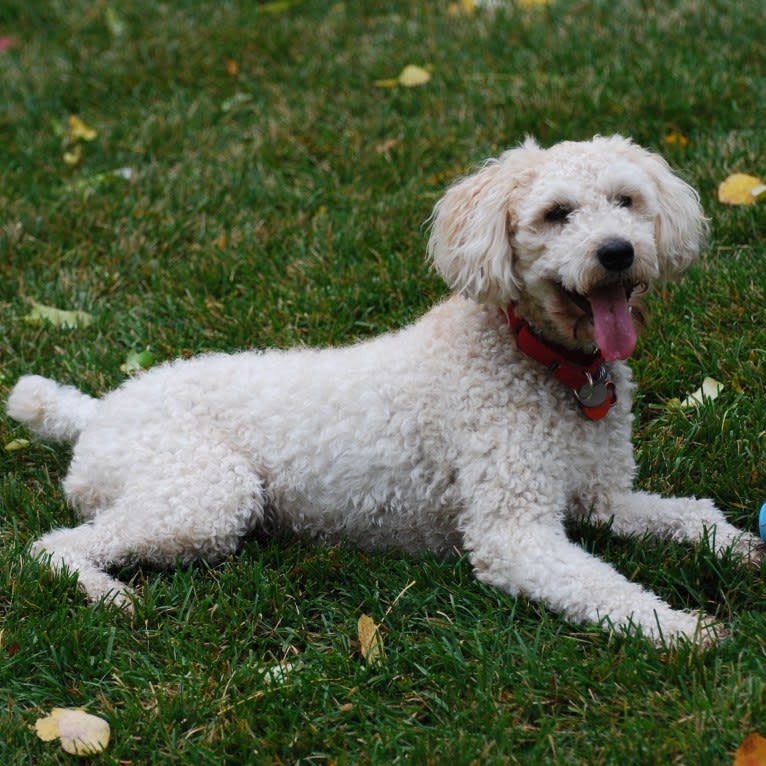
[[759, 501, 766, 543]]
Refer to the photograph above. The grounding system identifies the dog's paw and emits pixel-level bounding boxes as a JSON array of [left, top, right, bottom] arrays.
[[98, 587, 136, 615], [692, 615, 729, 651], [731, 533, 766, 568], [647, 610, 726, 651]]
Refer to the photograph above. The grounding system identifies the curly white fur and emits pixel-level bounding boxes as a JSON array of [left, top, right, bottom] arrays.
[[7, 135, 762, 645]]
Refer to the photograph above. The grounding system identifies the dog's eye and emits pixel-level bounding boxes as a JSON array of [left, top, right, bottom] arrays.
[[617, 195, 633, 208], [544, 205, 573, 223]]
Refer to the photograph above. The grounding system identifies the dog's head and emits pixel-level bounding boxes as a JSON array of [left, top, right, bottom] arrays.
[[427, 135, 707, 360]]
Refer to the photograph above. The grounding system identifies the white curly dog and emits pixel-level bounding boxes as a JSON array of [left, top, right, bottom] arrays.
[[7, 135, 763, 645]]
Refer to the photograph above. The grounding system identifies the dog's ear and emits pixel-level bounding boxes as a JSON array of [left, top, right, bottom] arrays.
[[427, 140, 542, 305], [640, 149, 708, 280]]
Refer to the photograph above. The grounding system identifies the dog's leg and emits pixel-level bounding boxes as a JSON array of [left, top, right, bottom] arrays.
[[588, 491, 765, 566], [463, 516, 718, 645], [34, 448, 267, 612], [30, 526, 138, 611]]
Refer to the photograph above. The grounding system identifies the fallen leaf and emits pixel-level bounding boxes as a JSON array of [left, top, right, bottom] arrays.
[[23, 301, 94, 329], [63, 145, 83, 167], [4, 438, 30, 452], [357, 614, 385, 665], [679, 376, 723, 409], [397, 64, 431, 87], [448, 0, 476, 15], [120, 349, 156, 375], [67, 115, 97, 142], [225, 59, 240, 77], [516, 0, 553, 6], [663, 131, 689, 148], [374, 64, 431, 89], [718, 173, 764, 205], [35, 708, 110, 756], [734, 733, 766, 766]]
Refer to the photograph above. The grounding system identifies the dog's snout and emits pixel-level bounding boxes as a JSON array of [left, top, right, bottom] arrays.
[[597, 239, 634, 272]]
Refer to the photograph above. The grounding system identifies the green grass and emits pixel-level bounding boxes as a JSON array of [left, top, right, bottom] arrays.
[[2, 0, 766, 762]]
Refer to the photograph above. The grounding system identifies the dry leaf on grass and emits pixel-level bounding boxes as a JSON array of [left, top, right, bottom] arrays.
[[718, 173, 766, 205], [374, 65, 431, 88], [734, 733, 766, 766], [35, 708, 110, 756], [667, 376, 723, 410], [679, 376, 723, 409], [23, 301, 94, 329], [664, 131, 689, 148], [67, 116, 97, 143], [4, 438, 30, 452], [357, 614, 385, 665], [448, 0, 476, 15]]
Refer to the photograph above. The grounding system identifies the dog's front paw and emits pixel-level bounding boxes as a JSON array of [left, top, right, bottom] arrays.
[[98, 587, 136, 615], [692, 615, 729, 651], [645, 609, 726, 651], [730, 532, 766, 568]]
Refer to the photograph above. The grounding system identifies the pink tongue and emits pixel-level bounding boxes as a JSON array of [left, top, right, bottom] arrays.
[[587, 284, 637, 361]]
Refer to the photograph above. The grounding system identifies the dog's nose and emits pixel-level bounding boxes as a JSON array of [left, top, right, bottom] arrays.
[[597, 240, 634, 272]]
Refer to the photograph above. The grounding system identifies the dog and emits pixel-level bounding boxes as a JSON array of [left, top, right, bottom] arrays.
[[7, 135, 763, 645]]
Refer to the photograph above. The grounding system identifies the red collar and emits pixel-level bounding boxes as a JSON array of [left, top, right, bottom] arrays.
[[499, 303, 617, 421]]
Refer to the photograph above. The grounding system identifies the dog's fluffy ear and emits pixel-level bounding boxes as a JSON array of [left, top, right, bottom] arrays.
[[427, 139, 542, 305], [639, 148, 708, 280]]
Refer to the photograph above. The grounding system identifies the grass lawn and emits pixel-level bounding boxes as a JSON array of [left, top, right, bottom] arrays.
[[3, 0, 766, 762]]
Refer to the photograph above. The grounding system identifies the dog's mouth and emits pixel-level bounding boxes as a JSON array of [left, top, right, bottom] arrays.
[[560, 281, 645, 361]]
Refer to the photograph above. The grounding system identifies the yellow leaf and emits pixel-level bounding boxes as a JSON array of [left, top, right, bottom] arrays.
[[448, 0, 476, 15], [397, 64, 431, 87], [35, 708, 110, 756], [375, 65, 431, 89], [516, 0, 553, 7], [23, 301, 94, 329], [718, 173, 764, 205], [734, 733, 766, 766], [357, 614, 385, 665], [67, 115, 97, 142], [63, 145, 83, 166], [679, 376, 723, 410], [663, 131, 689, 148], [4, 438, 30, 452]]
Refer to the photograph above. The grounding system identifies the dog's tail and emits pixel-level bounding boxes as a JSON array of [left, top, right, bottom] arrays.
[[6, 375, 99, 443]]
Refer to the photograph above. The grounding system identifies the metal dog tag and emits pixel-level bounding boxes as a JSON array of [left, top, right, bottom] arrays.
[[575, 380, 610, 408], [574, 367, 610, 408]]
